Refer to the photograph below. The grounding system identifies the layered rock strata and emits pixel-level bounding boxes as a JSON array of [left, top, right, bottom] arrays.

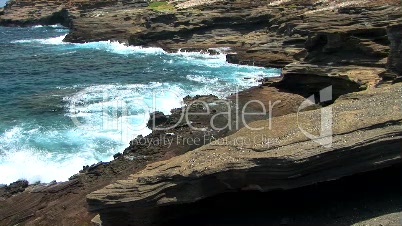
[[1, 0, 402, 225], [87, 84, 402, 225]]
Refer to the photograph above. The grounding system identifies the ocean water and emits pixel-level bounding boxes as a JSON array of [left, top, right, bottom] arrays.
[[0, 25, 280, 184]]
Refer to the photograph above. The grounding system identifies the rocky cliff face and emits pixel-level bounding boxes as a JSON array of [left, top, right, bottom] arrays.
[[87, 83, 402, 225], [387, 23, 402, 76], [0, 0, 71, 26], [1, 0, 402, 225]]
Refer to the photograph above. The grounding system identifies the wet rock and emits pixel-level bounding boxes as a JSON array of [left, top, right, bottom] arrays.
[[147, 111, 168, 129], [7, 180, 28, 193], [0, 180, 29, 198], [113, 152, 123, 159]]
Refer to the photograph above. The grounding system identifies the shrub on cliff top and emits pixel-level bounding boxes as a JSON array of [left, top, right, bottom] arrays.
[[148, 1, 175, 11]]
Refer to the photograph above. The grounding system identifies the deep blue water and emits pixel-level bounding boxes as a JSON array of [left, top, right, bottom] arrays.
[[0, 25, 280, 184]]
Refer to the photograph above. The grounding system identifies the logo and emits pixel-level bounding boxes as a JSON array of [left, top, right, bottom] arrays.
[[68, 86, 333, 148], [297, 86, 333, 148]]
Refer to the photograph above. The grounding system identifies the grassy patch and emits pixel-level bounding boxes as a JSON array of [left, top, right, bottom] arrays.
[[148, 1, 176, 11]]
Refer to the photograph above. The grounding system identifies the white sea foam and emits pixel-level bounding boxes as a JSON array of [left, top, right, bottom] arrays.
[[12, 34, 67, 45], [75, 41, 166, 55], [186, 74, 219, 84], [0, 125, 117, 184], [49, 24, 65, 28], [0, 147, 87, 184], [40, 35, 67, 45], [12, 36, 168, 55], [31, 24, 66, 29], [233, 71, 267, 86], [173, 50, 228, 68], [63, 83, 185, 145]]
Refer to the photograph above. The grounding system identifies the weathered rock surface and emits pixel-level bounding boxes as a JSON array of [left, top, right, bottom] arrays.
[[387, 23, 402, 76], [0, 0, 72, 26], [1, 0, 402, 225], [0, 180, 29, 199], [87, 83, 402, 225], [146, 111, 168, 129]]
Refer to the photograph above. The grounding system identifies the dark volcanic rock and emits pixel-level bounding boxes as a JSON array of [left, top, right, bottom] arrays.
[[387, 23, 402, 76], [0, 180, 29, 198], [146, 111, 167, 129], [123, 94, 232, 159]]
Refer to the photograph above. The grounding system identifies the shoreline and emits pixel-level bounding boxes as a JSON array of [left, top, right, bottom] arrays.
[[0, 0, 401, 225], [0, 23, 283, 186], [0, 26, 284, 187]]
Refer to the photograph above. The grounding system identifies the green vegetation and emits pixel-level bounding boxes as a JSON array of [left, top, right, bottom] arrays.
[[148, 1, 176, 11]]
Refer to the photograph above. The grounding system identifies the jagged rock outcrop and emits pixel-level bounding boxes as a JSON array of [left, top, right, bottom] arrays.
[[0, 0, 72, 26], [387, 23, 402, 76], [0, 180, 28, 199], [1, 0, 402, 225], [146, 111, 168, 129], [87, 83, 402, 225]]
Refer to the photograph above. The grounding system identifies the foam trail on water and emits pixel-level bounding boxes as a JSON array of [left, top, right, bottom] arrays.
[[0, 125, 119, 184], [186, 74, 219, 84], [12, 35, 167, 55], [75, 41, 166, 55], [12, 34, 67, 45], [31, 24, 66, 29]]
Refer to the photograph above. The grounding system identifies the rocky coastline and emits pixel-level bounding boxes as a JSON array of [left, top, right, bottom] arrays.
[[0, 0, 402, 225]]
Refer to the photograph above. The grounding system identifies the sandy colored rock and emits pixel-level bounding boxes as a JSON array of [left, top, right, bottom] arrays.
[[1, 0, 402, 225], [87, 83, 402, 225]]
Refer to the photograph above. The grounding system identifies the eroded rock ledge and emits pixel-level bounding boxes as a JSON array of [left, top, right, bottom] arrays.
[[1, 0, 402, 225], [87, 84, 402, 225]]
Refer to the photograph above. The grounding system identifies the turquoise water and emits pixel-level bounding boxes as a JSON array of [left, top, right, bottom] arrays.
[[0, 25, 280, 184]]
